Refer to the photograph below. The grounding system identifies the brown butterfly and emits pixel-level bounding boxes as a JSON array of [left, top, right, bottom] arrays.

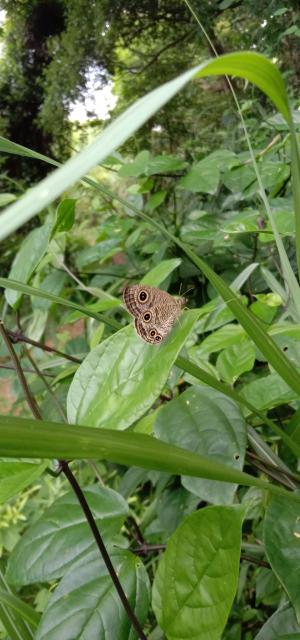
[[123, 284, 186, 344]]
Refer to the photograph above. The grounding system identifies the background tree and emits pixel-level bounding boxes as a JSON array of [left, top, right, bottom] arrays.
[[0, 0, 299, 180]]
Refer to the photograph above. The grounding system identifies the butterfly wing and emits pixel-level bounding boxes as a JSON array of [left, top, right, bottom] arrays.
[[123, 285, 185, 344]]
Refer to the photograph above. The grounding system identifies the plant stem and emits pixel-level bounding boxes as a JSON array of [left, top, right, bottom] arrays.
[[61, 460, 147, 640], [7, 329, 82, 363], [0, 322, 41, 419]]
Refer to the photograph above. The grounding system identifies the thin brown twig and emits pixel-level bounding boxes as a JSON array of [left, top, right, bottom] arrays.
[[240, 554, 270, 569], [127, 515, 146, 545], [131, 543, 270, 567], [7, 329, 82, 364], [132, 543, 166, 556], [0, 322, 42, 419], [0, 320, 147, 640]]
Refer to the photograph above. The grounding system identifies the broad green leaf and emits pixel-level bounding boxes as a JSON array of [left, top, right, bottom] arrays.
[[51, 198, 76, 237], [198, 323, 245, 356], [75, 238, 121, 269], [255, 604, 300, 640], [67, 309, 199, 430], [152, 505, 245, 640], [0, 52, 290, 240], [176, 355, 300, 458], [32, 271, 67, 311], [141, 258, 182, 286], [0, 415, 296, 501], [5, 222, 51, 307], [0, 277, 120, 329], [6, 486, 128, 586], [255, 568, 281, 606], [35, 550, 150, 640], [146, 154, 186, 175], [264, 494, 300, 623], [155, 386, 246, 504], [179, 156, 220, 193], [118, 150, 150, 177], [156, 487, 199, 537], [240, 372, 298, 411], [216, 340, 256, 384], [0, 461, 46, 503], [146, 190, 167, 211]]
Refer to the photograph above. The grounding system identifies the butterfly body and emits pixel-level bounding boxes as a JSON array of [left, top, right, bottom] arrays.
[[123, 284, 186, 344]]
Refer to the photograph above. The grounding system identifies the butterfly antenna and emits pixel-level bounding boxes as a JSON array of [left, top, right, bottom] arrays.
[[182, 285, 195, 297]]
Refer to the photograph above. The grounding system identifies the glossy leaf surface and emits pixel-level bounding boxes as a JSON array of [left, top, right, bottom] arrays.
[[7, 486, 128, 586], [35, 550, 150, 640], [155, 386, 246, 504], [0, 461, 46, 503], [152, 505, 245, 640], [264, 494, 300, 623]]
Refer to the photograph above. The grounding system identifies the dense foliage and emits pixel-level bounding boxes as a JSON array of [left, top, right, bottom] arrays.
[[1, 3, 300, 640]]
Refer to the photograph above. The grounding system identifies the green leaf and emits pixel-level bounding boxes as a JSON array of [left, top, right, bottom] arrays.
[[240, 372, 298, 411], [176, 355, 300, 458], [179, 156, 220, 193], [264, 494, 300, 623], [75, 239, 121, 269], [146, 154, 186, 174], [6, 486, 128, 586], [0, 415, 296, 501], [5, 222, 51, 308], [155, 386, 247, 504], [141, 258, 182, 286], [146, 190, 167, 211], [152, 505, 245, 640], [0, 52, 290, 240], [51, 198, 76, 237], [198, 323, 245, 356], [32, 271, 67, 312], [216, 340, 256, 384], [0, 135, 60, 166], [0, 590, 40, 629], [156, 487, 199, 536], [35, 550, 150, 640], [67, 309, 199, 430], [0, 461, 46, 503], [0, 193, 16, 207], [118, 150, 150, 177], [255, 604, 300, 640]]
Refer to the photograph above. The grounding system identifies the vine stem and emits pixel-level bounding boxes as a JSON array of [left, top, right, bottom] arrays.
[[0, 320, 147, 640]]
